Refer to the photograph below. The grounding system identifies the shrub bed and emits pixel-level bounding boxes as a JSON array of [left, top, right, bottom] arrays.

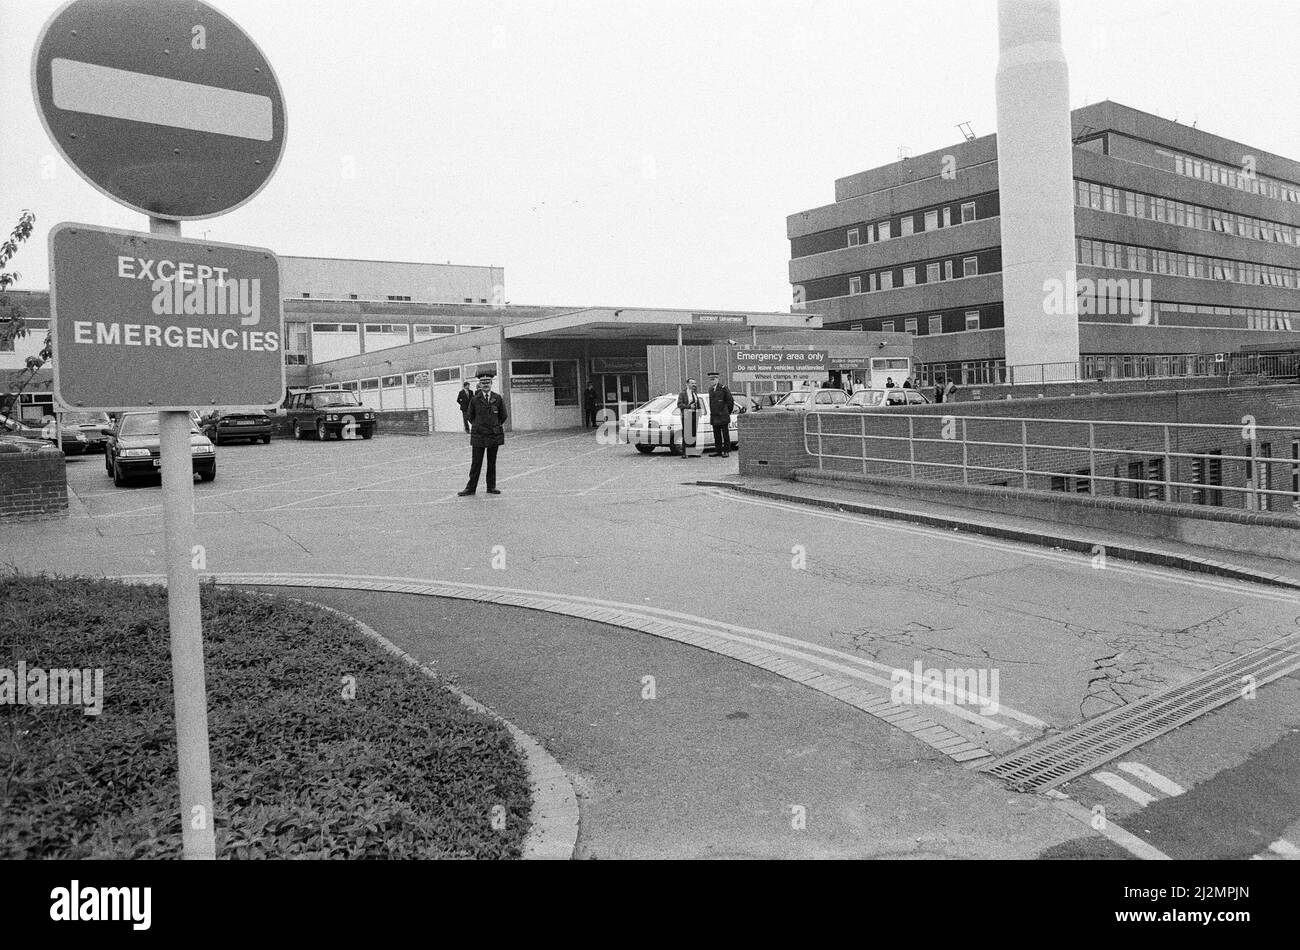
[[0, 576, 530, 859]]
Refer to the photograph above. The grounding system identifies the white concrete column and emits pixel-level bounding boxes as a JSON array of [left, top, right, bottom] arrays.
[[996, 0, 1080, 383]]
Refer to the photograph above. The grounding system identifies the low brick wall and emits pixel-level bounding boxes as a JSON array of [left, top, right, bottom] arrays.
[[0, 445, 68, 521], [268, 410, 431, 438], [794, 469, 1300, 562]]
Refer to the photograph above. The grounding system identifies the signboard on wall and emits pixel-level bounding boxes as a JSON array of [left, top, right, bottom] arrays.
[[692, 312, 748, 325], [590, 357, 647, 374], [727, 346, 827, 383], [510, 375, 553, 392]]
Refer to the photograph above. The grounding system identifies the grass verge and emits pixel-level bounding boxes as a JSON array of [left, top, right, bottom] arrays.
[[0, 575, 531, 859]]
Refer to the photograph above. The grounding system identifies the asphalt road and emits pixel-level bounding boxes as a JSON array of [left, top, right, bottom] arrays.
[[7, 428, 1300, 859]]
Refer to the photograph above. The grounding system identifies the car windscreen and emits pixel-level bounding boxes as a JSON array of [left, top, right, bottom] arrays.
[[850, 391, 885, 407], [778, 392, 810, 405], [119, 415, 200, 437], [312, 393, 362, 408], [638, 397, 676, 414], [62, 411, 110, 425]]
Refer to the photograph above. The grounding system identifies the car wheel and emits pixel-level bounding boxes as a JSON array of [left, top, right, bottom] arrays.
[[635, 444, 655, 454], [112, 461, 129, 488], [292, 419, 304, 440], [262, 434, 271, 444], [316, 420, 328, 441]]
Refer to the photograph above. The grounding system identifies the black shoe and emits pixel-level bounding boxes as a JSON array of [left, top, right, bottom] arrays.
[[457, 490, 475, 496], [487, 489, 501, 494]]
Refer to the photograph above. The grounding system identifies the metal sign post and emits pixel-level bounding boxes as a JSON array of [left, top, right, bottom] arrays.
[[35, 0, 288, 861]]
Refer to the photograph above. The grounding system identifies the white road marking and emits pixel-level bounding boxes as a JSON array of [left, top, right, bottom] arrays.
[[1044, 789, 1171, 860], [1093, 771, 1159, 806], [1267, 838, 1300, 858], [1118, 761, 1186, 796]]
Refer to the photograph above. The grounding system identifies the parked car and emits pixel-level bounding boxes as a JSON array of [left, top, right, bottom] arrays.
[[199, 407, 273, 445], [60, 410, 112, 452], [284, 390, 375, 441], [837, 388, 932, 410], [621, 394, 740, 455], [771, 388, 850, 411], [104, 412, 216, 487], [0, 411, 88, 454], [747, 393, 782, 411]]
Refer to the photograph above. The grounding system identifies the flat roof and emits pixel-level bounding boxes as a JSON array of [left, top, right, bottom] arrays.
[[503, 307, 822, 340]]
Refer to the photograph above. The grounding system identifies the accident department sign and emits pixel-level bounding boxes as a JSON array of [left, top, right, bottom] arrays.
[[49, 222, 283, 411], [728, 346, 828, 383]]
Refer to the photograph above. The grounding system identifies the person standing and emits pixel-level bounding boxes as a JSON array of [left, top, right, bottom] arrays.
[[583, 381, 599, 429], [934, 379, 945, 404], [458, 374, 508, 496], [456, 381, 473, 433], [944, 378, 957, 402], [902, 377, 913, 389], [676, 377, 701, 458], [706, 371, 735, 458], [885, 377, 896, 389]]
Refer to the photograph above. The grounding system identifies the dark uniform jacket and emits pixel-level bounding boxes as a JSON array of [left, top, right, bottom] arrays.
[[456, 388, 472, 414], [466, 392, 508, 447], [707, 383, 734, 422]]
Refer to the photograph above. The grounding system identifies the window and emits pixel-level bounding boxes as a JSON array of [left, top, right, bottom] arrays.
[[924, 210, 939, 232], [849, 322, 863, 331], [414, 324, 457, 337], [881, 321, 895, 333], [312, 323, 339, 333], [460, 325, 489, 332], [961, 202, 976, 223], [432, 367, 460, 383], [904, 318, 918, 335], [849, 276, 863, 295], [877, 221, 891, 241], [927, 263, 941, 282], [870, 274, 879, 292], [942, 207, 952, 227], [900, 217, 914, 237], [902, 267, 916, 287], [1191, 449, 1224, 505], [879, 271, 894, 290], [928, 315, 943, 335], [963, 257, 979, 277], [965, 311, 980, 330], [301, 293, 311, 298], [944, 260, 954, 280], [847, 228, 861, 247], [386, 295, 412, 302], [360, 379, 379, 391], [511, 360, 551, 376]]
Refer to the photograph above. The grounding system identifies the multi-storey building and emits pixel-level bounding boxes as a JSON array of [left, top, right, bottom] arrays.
[[788, 100, 1300, 387]]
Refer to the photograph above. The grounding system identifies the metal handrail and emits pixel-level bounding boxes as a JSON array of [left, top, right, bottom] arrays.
[[802, 410, 1300, 508]]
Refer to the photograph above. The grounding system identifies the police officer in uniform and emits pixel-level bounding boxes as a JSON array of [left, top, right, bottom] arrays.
[[706, 371, 734, 458], [459, 373, 508, 496]]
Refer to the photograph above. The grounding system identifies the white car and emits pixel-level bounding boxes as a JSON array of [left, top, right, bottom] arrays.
[[772, 388, 849, 411], [621, 394, 741, 455], [837, 388, 932, 410]]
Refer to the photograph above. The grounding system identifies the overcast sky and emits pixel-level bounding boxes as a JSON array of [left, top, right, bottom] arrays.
[[4, 1, 1299, 310]]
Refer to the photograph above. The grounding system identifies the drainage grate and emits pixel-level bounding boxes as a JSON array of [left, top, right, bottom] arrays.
[[981, 631, 1300, 793]]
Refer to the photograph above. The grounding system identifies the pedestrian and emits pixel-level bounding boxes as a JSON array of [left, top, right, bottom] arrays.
[[902, 377, 913, 389], [821, 378, 832, 388], [676, 377, 701, 458], [582, 381, 599, 429], [934, 379, 945, 404], [706, 371, 735, 458], [458, 373, 508, 496], [885, 377, 896, 389], [456, 381, 473, 433], [944, 378, 957, 402]]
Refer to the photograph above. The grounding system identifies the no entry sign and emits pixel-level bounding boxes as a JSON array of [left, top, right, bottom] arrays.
[[50, 222, 284, 411], [32, 0, 287, 219]]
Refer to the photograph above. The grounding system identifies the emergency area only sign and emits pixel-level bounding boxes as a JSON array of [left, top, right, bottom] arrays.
[[49, 222, 284, 410]]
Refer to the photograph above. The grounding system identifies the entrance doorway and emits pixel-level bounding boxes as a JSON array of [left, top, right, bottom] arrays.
[[592, 373, 649, 421]]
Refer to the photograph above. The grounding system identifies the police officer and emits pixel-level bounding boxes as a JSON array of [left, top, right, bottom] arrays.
[[458, 373, 508, 496], [706, 371, 734, 458]]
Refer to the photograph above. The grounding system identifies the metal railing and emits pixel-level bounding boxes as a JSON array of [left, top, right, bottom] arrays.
[[1006, 361, 1079, 384], [802, 410, 1300, 512]]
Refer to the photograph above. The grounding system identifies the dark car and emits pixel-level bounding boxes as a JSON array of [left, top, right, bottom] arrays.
[[0, 411, 89, 454], [104, 412, 216, 487], [60, 410, 112, 453], [285, 390, 375, 441], [199, 406, 273, 445]]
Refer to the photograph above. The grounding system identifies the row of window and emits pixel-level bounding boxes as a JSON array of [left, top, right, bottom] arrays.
[[308, 322, 489, 336], [862, 312, 982, 335], [845, 201, 979, 249], [1076, 180, 1300, 245], [1077, 238, 1300, 288], [845, 256, 982, 297], [298, 292, 489, 304], [1155, 148, 1300, 205], [1151, 302, 1297, 332]]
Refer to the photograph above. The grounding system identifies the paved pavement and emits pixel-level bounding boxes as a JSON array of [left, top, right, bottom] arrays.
[[7, 428, 1300, 858]]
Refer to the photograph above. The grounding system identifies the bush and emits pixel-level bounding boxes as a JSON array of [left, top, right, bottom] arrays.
[[0, 575, 531, 859]]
